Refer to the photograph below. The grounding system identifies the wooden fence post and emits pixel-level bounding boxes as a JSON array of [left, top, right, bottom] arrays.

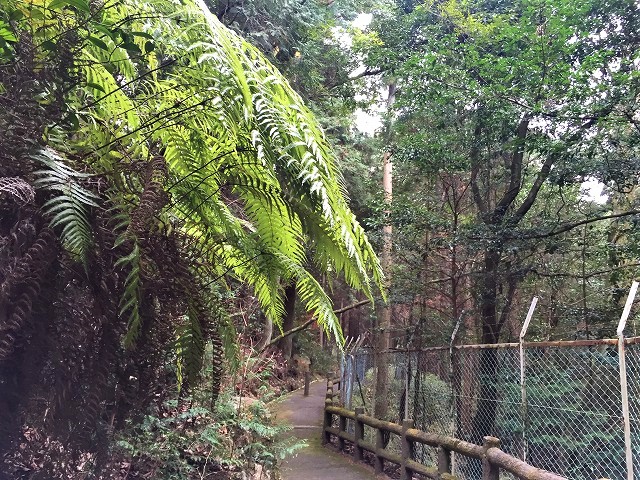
[[322, 380, 333, 445], [374, 428, 384, 474], [482, 436, 500, 480], [354, 407, 364, 462], [437, 446, 451, 474], [326, 380, 333, 402], [322, 404, 332, 445], [400, 419, 414, 480], [304, 371, 311, 396], [338, 414, 347, 451]]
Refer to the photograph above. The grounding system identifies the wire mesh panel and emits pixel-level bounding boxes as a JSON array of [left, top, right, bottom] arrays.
[[339, 338, 639, 480], [409, 349, 453, 468], [625, 343, 640, 477], [449, 346, 521, 479], [524, 344, 625, 479]]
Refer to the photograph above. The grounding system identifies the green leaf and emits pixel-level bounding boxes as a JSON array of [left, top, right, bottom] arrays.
[[0, 27, 17, 43], [65, 111, 80, 130], [48, 0, 91, 13], [28, 8, 45, 20], [86, 81, 106, 93], [87, 35, 109, 51], [92, 22, 116, 39], [41, 40, 56, 51], [144, 41, 155, 53], [9, 10, 24, 21], [131, 31, 154, 39], [121, 42, 141, 54]]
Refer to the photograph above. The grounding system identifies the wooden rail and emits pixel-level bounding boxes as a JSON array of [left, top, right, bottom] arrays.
[[321, 379, 567, 480]]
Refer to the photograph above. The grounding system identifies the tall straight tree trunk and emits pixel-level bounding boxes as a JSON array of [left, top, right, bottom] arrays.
[[278, 283, 296, 359], [374, 82, 396, 420]]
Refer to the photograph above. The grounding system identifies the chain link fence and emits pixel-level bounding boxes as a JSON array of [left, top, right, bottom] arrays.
[[340, 338, 640, 479]]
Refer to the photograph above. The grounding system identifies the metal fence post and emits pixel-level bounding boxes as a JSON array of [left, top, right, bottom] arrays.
[[404, 351, 410, 422], [519, 297, 538, 463], [617, 281, 638, 480], [339, 349, 345, 402]]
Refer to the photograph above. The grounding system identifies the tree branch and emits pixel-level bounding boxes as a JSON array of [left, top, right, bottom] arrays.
[[513, 210, 640, 240], [511, 153, 555, 222], [510, 111, 611, 223], [329, 68, 385, 90], [470, 120, 488, 216], [530, 263, 640, 280], [494, 116, 529, 221], [260, 299, 371, 350]]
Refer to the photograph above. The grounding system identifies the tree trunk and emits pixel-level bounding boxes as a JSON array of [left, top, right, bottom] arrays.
[[480, 248, 501, 344], [374, 148, 393, 420], [373, 82, 396, 420], [467, 248, 501, 477], [257, 312, 272, 353], [278, 283, 296, 359]]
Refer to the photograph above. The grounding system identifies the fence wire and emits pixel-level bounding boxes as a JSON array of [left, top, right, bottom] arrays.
[[341, 339, 640, 480]]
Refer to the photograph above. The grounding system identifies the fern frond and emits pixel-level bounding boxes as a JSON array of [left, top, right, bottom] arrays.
[[175, 304, 205, 388], [33, 149, 99, 263], [115, 242, 142, 348], [218, 309, 240, 374], [274, 253, 344, 345]]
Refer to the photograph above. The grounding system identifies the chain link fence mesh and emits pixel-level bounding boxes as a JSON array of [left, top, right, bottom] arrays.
[[340, 339, 640, 480]]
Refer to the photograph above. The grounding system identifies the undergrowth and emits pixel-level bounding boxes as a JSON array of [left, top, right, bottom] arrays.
[[110, 347, 306, 479], [114, 391, 304, 479]]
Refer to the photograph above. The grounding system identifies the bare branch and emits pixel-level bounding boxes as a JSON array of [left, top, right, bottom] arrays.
[[260, 299, 371, 350], [514, 210, 640, 240]]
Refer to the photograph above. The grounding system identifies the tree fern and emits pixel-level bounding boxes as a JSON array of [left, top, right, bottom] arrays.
[[26, 0, 384, 390]]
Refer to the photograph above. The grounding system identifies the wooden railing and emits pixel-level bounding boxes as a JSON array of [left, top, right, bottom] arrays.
[[322, 379, 567, 480]]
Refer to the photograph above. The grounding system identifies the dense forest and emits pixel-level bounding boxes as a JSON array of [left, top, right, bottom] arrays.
[[0, 0, 639, 477]]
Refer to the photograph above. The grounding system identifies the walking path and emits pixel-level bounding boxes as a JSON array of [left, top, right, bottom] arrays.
[[273, 380, 377, 480]]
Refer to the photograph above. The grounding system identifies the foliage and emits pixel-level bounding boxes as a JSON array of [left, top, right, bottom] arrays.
[[295, 329, 336, 376], [410, 372, 451, 433], [210, 0, 367, 123], [114, 391, 304, 479], [354, 0, 640, 344], [0, 0, 382, 476], [344, 0, 640, 450]]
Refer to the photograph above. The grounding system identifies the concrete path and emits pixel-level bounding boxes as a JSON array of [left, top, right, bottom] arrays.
[[273, 381, 378, 480]]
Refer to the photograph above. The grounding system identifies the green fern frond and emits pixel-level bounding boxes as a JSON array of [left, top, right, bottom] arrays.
[[228, 246, 285, 324], [116, 242, 142, 348], [274, 253, 343, 345], [175, 303, 205, 388], [218, 310, 240, 374], [33, 149, 99, 263]]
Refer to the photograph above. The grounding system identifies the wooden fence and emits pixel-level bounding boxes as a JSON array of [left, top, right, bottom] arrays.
[[322, 379, 567, 480]]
